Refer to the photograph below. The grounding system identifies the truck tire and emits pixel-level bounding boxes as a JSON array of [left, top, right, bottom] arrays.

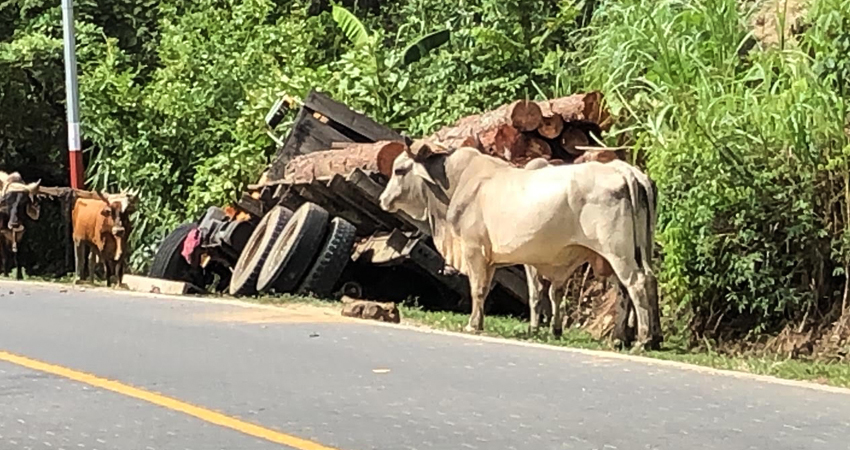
[[228, 206, 293, 296], [296, 217, 357, 298], [149, 223, 198, 283], [257, 203, 329, 294]]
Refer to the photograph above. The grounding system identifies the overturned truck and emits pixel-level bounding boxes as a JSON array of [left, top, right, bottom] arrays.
[[148, 90, 610, 317]]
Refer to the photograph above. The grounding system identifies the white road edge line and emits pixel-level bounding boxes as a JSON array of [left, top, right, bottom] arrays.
[[3, 279, 849, 396]]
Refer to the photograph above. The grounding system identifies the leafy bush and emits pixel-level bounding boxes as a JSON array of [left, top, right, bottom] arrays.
[[579, 0, 850, 343]]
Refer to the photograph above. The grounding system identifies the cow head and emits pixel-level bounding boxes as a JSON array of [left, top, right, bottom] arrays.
[[105, 201, 126, 237], [98, 200, 127, 262], [379, 140, 489, 221], [379, 140, 445, 221], [0, 180, 42, 231], [105, 188, 139, 216]]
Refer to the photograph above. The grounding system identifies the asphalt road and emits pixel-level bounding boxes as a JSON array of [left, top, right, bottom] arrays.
[[1, 282, 849, 450]]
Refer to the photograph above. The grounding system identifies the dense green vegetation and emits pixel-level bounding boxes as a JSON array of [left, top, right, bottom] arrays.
[[2, 0, 849, 356]]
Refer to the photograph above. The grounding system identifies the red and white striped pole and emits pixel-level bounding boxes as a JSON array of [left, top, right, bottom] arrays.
[[61, 0, 84, 189]]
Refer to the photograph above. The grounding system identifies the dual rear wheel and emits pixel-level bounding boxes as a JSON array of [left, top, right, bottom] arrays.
[[229, 203, 356, 298], [150, 202, 356, 300]]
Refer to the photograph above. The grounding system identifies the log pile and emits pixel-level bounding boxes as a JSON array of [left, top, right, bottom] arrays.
[[427, 91, 611, 166], [283, 141, 406, 183], [277, 91, 613, 184]]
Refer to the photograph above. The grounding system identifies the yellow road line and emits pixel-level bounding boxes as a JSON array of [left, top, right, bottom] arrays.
[[0, 351, 341, 450]]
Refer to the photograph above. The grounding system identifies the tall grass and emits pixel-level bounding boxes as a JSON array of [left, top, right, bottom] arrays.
[[578, 0, 850, 346]]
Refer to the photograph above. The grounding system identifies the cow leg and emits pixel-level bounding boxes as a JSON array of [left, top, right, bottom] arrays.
[[115, 260, 124, 287], [15, 230, 26, 280], [89, 247, 101, 284], [607, 258, 655, 351], [611, 280, 636, 348], [73, 241, 85, 284], [104, 259, 114, 288], [538, 281, 552, 327], [545, 259, 584, 338], [644, 266, 663, 345], [9, 233, 23, 280], [13, 249, 22, 280], [87, 247, 95, 283], [0, 241, 7, 277], [526, 266, 552, 332], [525, 265, 544, 333], [549, 282, 567, 338], [463, 258, 495, 334]]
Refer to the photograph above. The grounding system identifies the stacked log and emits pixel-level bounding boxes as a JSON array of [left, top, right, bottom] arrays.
[[427, 91, 611, 166], [547, 91, 610, 126], [573, 149, 624, 164], [283, 141, 406, 183], [537, 101, 564, 139], [278, 91, 613, 183], [431, 100, 543, 162]]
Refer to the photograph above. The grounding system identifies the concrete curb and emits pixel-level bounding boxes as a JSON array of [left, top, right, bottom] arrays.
[[3, 278, 849, 396]]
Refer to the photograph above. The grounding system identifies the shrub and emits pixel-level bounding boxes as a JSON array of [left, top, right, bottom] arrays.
[[579, 0, 850, 343]]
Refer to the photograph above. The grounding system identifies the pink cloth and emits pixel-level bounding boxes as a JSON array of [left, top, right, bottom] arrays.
[[181, 227, 201, 264]]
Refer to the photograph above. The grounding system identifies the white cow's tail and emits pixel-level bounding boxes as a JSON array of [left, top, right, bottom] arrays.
[[611, 161, 654, 269], [630, 166, 657, 259], [630, 166, 656, 267]]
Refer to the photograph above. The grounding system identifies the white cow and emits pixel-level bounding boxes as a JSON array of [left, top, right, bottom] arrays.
[[521, 155, 658, 344], [379, 142, 662, 349]]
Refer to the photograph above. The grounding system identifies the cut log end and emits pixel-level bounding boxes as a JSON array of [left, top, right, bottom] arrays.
[[427, 93, 609, 166], [573, 149, 623, 164], [376, 141, 407, 177], [509, 100, 544, 132], [560, 127, 591, 156], [538, 114, 564, 139], [524, 136, 552, 160], [284, 140, 407, 183]]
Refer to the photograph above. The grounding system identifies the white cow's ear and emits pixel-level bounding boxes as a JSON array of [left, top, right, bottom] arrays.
[[412, 163, 436, 185]]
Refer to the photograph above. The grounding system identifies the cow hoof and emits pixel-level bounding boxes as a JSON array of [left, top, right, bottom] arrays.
[[551, 329, 563, 339], [463, 324, 482, 334], [648, 336, 663, 351], [630, 341, 650, 354]]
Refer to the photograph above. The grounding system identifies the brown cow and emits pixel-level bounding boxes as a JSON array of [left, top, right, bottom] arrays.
[[72, 196, 129, 286]]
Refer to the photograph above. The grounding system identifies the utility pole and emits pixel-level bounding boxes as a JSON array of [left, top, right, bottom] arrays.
[[61, 0, 84, 189]]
